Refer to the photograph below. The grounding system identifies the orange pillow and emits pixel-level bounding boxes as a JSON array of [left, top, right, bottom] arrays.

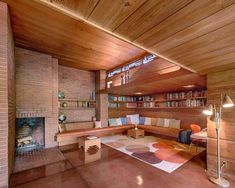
[[190, 124, 201, 134]]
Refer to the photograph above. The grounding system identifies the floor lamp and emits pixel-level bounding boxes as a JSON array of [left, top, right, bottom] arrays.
[[203, 94, 234, 188]]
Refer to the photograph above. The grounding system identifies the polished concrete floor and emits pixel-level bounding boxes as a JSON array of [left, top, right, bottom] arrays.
[[10, 144, 234, 188]]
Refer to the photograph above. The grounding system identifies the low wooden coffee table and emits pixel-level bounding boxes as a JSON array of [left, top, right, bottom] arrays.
[[127, 129, 145, 139], [78, 136, 101, 152]]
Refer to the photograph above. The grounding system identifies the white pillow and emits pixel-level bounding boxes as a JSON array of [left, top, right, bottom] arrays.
[[126, 114, 139, 124], [169, 119, 181, 129], [144, 117, 151, 125], [95, 121, 102, 128], [164, 119, 170, 127], [116, 118, 122, 126]]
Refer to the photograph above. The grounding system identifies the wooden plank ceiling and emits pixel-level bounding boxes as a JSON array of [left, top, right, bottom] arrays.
[[33, 0, 235, 74], [2, 0, 147, 71]]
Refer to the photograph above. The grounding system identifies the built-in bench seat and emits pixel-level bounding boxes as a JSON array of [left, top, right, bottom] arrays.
[[56, 125, 134, 146], [56, 124, 182, 146], [138, 125, 183, 139]]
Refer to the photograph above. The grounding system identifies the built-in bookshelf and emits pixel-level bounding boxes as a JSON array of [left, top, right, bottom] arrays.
[[108, 90, 206, 109], [59, 99, 96, 110]]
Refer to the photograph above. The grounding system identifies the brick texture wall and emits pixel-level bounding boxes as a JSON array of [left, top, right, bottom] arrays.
[[0, 2, 15, 188], [59, 65, 95, 122], [15, 47, 58, 148]]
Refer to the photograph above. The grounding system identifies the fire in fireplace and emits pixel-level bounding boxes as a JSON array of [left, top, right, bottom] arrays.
[[15, 117, 45, 154]]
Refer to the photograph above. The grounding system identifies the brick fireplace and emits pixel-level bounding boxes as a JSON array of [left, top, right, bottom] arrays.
[[15, 47, 59, 148], [16, 117, 45, 154]]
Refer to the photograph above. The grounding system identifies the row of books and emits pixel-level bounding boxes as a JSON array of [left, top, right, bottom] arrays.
[[109, 103, 120, 108], [109, 95, 137, 102], [108, 95, 155, 102], [137, 102, 156, 108], [166, 90, 206, 100], [166, 99, 205, 107]]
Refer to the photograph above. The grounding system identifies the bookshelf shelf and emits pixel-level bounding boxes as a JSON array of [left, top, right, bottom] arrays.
[[59, 99, 96, 102], [59, 107, 95, 110], [109, 97, 207, 103], [109, 106, 205, 110], [58, 99, 96, 110], [108, 90, 207, 109]]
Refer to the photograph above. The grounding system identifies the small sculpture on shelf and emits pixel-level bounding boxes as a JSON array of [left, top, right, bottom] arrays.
[[58, 114, 66, 124], [58, 91, 65, 99]]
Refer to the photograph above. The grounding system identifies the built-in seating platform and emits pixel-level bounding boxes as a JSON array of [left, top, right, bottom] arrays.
[[56, 125, 134, 146], [56, 124, 183, 146]]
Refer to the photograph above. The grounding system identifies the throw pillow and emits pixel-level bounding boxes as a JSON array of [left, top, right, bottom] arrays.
[[116, 118, 122, 126], [95, 121, 102, 128], [144, 117, 151, 125], [126, 114, 140, 125], [139, 117, 145, 125], [157, 118, 165, 127], [151, 118, 157, 125], [169, 119, 181, 129], [109, 118, 118, 126], [121, 117, 127, 125], [163, 119, 170, 127]]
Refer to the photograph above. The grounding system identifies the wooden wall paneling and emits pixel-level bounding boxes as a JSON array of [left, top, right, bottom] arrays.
[[207, 155, 235, 180], [108, 108, 136, 119], [207, 69, 235, 179], [136, 108, 206, 130], [207, 138, 235, 161]]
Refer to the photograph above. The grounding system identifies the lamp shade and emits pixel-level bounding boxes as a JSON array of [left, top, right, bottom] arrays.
[[203, 104, 213, 116], [223, 95, 234, 108]]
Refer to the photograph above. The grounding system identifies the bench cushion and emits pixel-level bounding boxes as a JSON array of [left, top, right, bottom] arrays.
[[138, 125, 182, 139]]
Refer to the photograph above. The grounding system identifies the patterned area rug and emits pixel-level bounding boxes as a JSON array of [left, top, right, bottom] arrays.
[[101, 135, 204, 173]]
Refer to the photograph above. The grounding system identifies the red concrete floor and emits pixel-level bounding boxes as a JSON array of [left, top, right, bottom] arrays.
[[10, 144, 234, 188]]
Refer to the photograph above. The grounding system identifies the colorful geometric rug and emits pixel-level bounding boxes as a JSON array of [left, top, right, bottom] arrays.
[[101, 135, 204, 173]]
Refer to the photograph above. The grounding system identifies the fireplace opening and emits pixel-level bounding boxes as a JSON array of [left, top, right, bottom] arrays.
[[15, 117, 45, 154]]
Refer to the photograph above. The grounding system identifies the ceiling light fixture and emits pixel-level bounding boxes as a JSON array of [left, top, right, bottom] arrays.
[[183, 84, 196, 88]]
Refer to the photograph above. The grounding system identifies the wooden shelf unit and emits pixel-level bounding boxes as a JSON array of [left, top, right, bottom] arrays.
[[59, 99, 96, 110], [108, 90, 207, 109]]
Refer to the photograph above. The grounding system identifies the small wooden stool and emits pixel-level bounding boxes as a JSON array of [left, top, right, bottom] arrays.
[[127, 129, 145, 139], [78, 136, 101, 152]]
